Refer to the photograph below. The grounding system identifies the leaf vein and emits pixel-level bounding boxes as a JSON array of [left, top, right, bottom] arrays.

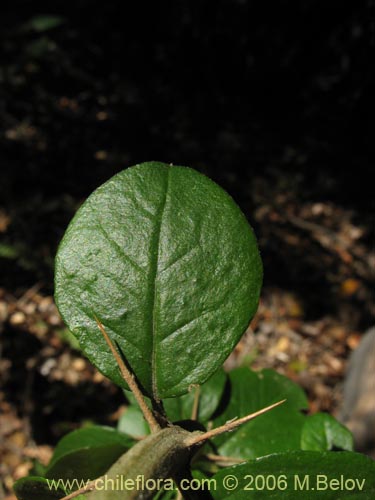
[[96, 224, 146, 275], [161, 309, 215, 344], [160, 243, 201, 274], [150, 167, 171, 400]]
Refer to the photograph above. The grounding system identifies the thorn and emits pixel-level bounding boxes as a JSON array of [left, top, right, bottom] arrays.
[[185, 399, 286, 447], [94, 315, 160, 433]]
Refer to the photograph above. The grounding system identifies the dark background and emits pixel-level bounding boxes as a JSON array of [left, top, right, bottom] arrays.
[[0, 1, 375, 488]]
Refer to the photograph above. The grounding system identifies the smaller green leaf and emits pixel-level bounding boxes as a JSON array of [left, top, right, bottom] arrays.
[[163, 368, 227, 423], [56, 327, 81, 350], [213, 368, 308, 459], [29, 459, 47, 478], [117, 406, 151, 439], [301, 413, 353, 452], [45, 426, 133, 481], [27, 15, 65, 32], [0, 243, 18, 259], [212, 451, 375, 499], [13, 476, 66, 500]]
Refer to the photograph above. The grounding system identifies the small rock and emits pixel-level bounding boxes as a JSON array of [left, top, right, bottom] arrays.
[[72, 358, 86, 372], [9, 312, 25, 326], [0, 301, 9, 321], [38, 296, 54, 313], [14, 462, 32, 480], [40, 358, 57, 376]]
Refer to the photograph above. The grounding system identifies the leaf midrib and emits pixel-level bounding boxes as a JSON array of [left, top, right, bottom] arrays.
[[149, 166, 170, 401]]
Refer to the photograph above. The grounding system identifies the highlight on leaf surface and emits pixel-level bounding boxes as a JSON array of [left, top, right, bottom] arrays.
[[54, 162, 262, 399]]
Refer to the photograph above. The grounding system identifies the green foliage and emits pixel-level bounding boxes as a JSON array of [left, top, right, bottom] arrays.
[[13, 163, 373, 499], [301, 413, 353, 452], [212, 368, 308, 459], [0, 243, 19, 259], [56, 327, 81, 350], [23, 15, 65, 33], [54, 162, 262, 399], [117, 406, 151, 439], [14, 368, 361, 499], [13, 476, 67, 500], [212, 451, 375, 499], [45, 426, 133, 481]]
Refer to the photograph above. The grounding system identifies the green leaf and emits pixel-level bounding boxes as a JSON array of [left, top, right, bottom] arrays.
[[153, 488, 178, 499], [55, 162, 262, 399], [212, 451, 375, 499], [56, 327, 81, 350], [301, 413, 353, 452], [117, 406, 151, 439], [212, 368, 308, 459], [29, 459, 48, 478], [26, 15, 65, 32], [0, 243, 19, 259], [163, 368, 227, 422], [45, 425, 133, 481], [13, 476, 67, 500]]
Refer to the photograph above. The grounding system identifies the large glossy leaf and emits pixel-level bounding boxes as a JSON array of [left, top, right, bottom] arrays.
[[301, 413, 353, 452], [212, 451, 375, 499], [45, 426, 132, 481], [55, 162, 262, 399], [212, 368, 308, 459]]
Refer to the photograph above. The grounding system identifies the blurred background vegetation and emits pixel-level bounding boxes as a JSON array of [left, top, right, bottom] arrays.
[[0, 1, 374, 496]]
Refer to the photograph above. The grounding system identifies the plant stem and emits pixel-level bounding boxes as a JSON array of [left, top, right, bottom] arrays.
[[59, 477, 100, 499], [191, 386, 200, 421], [94, 315, 160, 433], [184, 399, 286, 447]]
